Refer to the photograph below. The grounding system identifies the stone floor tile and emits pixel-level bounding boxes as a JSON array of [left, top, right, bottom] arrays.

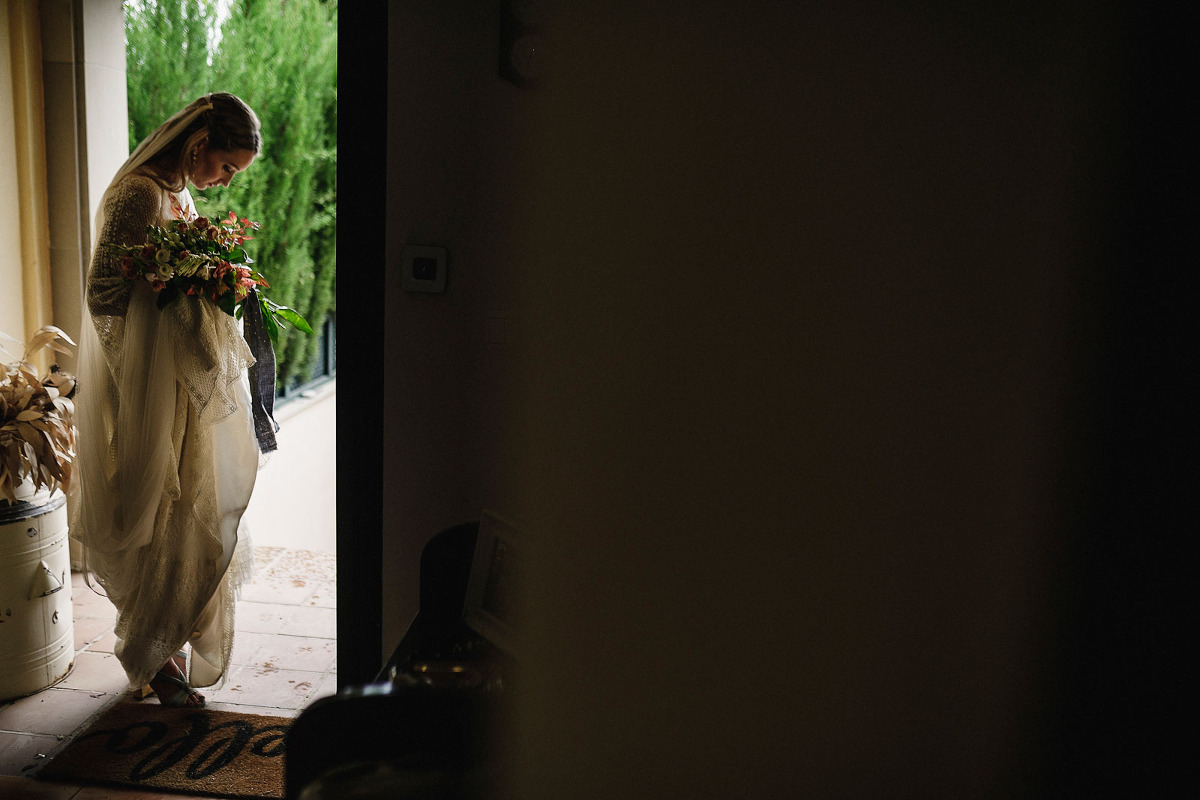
[[300, 671, 339, 709], [265, 549, 336, 582], [207, 666, 321, 709], [0, 689, 116, 738], [86, 629, 118, 654], [302, 581, 336, 608], [280, 606, 336, 639], [72, 617, 113, 652], [55, 652, 127, 695], [254, 635, 336, 673], [70, 588, 116, 621], [229, 631, 275, 667], [0, 733, 66, 778], [233, 602, 297, 634], [252, 545, 287, 571], [0, 774, 79, 797], [240, 575, 315, 605]]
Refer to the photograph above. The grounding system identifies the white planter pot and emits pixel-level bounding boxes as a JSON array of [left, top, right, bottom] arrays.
[[0, 479, 75, 701]]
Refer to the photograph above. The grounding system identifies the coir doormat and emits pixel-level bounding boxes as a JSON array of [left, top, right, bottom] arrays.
[[38, 699, 290, 799]]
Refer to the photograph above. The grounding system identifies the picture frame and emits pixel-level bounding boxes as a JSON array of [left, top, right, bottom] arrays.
[[463, 509, 526, 656]]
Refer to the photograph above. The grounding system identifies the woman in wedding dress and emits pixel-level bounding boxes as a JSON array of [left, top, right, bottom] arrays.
[[69, 93, 263, 708]]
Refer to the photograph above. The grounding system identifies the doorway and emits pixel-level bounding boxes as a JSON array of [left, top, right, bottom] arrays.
[[124, 0, 340, 704]]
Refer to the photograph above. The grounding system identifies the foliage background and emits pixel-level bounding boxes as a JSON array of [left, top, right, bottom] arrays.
[[124, 0, 337, 388]]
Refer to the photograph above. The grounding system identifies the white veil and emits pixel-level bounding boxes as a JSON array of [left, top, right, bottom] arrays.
[[68, 94, 259, 690], [108, 94, 212, 195]]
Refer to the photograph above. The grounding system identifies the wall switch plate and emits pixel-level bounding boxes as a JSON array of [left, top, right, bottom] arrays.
[[401, 245, 447, 292]]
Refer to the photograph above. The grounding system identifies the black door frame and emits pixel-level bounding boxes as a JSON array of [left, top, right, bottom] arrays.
[[335, 2, 386, 688]]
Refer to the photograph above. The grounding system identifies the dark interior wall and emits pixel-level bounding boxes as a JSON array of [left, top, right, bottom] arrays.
[[498, 3, 1129, 798], [375, 0, 1178, 796], [382, 0, 534, 655]]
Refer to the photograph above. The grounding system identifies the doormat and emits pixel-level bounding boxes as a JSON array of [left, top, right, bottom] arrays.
[[37, 699, 290, 799]]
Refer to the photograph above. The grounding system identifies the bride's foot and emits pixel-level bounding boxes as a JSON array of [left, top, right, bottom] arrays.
[[149, 652, 205, 708]]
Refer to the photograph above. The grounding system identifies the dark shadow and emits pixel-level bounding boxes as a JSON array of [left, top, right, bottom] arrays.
[[335, 2, 387, 687]]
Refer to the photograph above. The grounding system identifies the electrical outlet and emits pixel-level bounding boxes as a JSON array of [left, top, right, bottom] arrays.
[[401, 245, 447, 292]]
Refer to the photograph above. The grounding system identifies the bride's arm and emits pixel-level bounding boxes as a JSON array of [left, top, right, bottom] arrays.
[[87, 174, 163, 318]]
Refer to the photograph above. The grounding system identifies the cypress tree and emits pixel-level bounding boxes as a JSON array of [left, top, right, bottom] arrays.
[[124, 0, 337, 388]]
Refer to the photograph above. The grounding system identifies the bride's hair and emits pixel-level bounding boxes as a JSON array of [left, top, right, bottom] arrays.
[[144, 93, 262, 191]]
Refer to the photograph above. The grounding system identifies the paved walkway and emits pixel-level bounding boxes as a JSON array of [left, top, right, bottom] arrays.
[[243, 379, 337, 552]]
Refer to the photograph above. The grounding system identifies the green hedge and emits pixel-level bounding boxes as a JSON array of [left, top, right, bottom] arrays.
[[125, 0, 337, 387]]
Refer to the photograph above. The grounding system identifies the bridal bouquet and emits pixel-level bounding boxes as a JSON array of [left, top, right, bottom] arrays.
[[0, 326, 76, 504], [105, 212, 312, 342]]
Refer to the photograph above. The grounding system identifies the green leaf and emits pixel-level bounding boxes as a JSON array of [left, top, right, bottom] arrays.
[[217, 292, 237, 317], [273, 305, 314, 334], [262, 301, 281, 344]]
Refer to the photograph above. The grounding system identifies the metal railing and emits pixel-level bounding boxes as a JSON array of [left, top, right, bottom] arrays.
[[277, 312, 337, 404]]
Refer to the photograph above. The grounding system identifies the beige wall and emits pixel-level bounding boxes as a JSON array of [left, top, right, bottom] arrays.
[[38, 0, 127, 354], [0, 6, 25, 338], [385, 1, 1124, 796], [0, 0, 125, 349], [78, 0, 126, 234]]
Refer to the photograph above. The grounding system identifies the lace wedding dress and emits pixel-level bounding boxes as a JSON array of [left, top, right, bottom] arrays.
[[69, 107, 259, 692]]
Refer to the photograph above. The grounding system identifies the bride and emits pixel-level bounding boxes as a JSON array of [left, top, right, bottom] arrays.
[[69, 93, 266, 708]]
